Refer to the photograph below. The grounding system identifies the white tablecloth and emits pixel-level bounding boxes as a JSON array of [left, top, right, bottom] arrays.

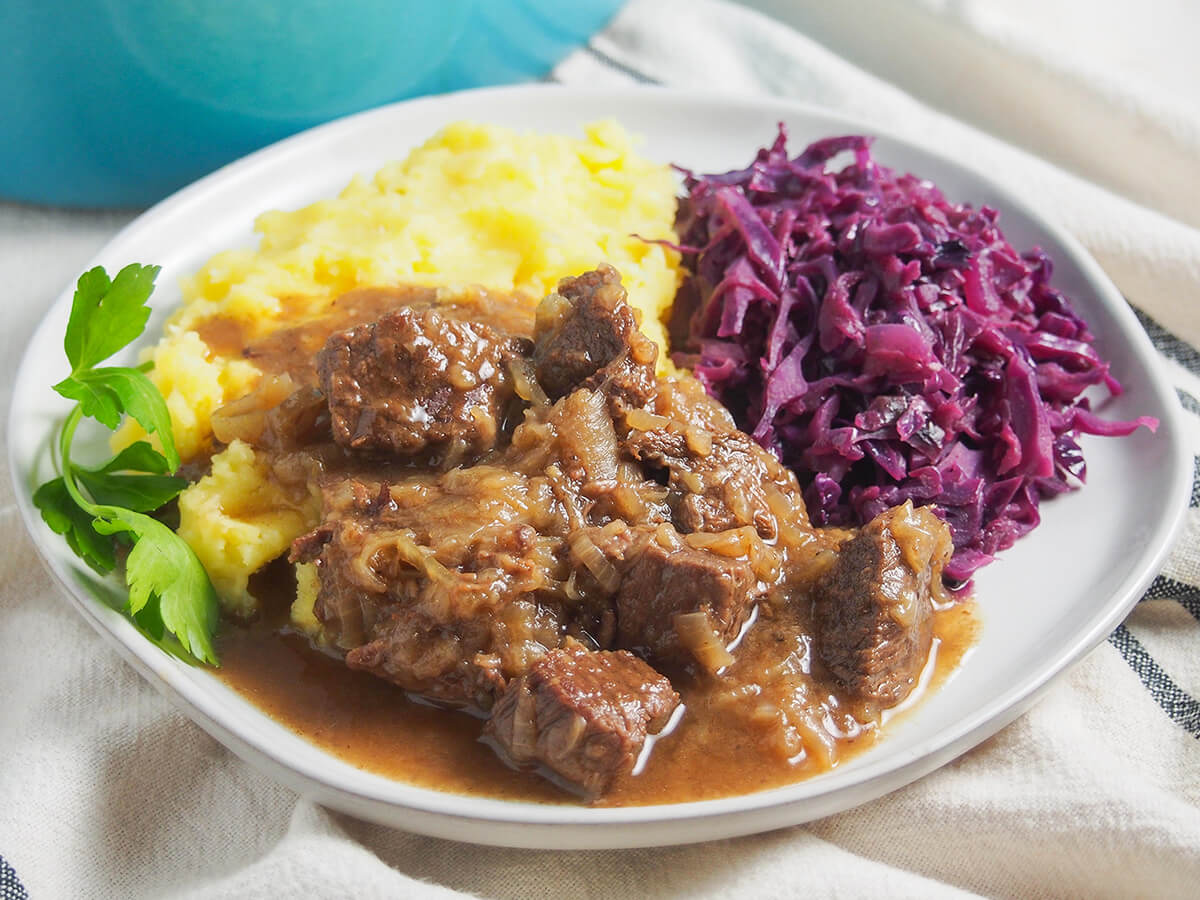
[[2, 1, 1198, 897]]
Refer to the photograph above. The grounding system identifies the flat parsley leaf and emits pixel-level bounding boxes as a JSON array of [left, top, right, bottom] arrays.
[[33, 477, 117, 574], [93, 509, 219, 665], [93, 441, 173, 475], [52, 372, 123, 430], [36, 264, 220, 666], [76, 470, 186, 513], [55, 367, 181, 470], [73, 441, 184, 513], [63, 264, 159, 373]]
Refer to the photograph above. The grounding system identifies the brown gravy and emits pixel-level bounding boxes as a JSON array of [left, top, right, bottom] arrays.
[[214, 602, 976, 806], [196, 285, 535, 382], [199, 281, 980, 806]]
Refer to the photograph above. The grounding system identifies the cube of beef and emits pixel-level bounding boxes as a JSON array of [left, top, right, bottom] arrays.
[[484, 645, 679, 798], [615, 529, 757, 669], [290, 477, 567, 711], [568, 524, 760, 671], [532, 265, 658, 414], [344, 599, 554, 709], [812, 503, 951, 709], [317, 306, 531, 465], [625, 427, 808, 540]]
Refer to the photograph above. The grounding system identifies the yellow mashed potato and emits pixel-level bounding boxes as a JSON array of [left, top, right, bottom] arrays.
[[176, 439, 321, 616], [138, 120, 682, 616], [290, 563, 323, 639]]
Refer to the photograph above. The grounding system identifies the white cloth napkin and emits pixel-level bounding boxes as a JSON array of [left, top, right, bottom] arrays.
[[2, 1, 1198, 897]]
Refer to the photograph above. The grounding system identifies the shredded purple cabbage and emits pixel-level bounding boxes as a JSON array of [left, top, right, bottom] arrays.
[[672, 127, 1157, 589]]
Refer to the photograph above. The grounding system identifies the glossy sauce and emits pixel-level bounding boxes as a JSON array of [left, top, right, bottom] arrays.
[[196, 285, 535, 380], [201, 285, 980, 806], [214, 599, 977, 806]]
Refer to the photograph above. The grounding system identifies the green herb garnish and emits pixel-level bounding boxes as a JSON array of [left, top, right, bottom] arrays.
[[33, 264, 220, 665]]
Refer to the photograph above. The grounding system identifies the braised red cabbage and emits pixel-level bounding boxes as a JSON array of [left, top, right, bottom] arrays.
[[672, 128, 1157, 588]]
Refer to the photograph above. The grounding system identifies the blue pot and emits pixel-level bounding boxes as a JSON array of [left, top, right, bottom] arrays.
[[0, 0, 623, 207]]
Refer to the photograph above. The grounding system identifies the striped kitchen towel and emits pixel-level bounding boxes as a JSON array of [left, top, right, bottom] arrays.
[[0, 855, 28, 900]]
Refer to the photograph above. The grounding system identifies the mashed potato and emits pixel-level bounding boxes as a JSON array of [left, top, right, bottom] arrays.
[[176, 440, 322, 615], [290, 563, 322, 639], [152, 120, 681, 615], [120, 119, 680, 461]]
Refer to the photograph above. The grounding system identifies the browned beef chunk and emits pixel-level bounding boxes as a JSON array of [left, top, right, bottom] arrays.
[[811, 503, 950, 709], [290, 476, 567, 710], [619, 531, 755, 669], [317, 306, 532, 465], [624, 427, 808, 540], [532, 264, 658, 414], [568, 523, 761, 671], [345, 596, 561, 708], [484, 645, 679, 798]]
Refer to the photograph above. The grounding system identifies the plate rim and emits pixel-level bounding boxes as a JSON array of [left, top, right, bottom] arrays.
[[9, 82, 1193, 847]]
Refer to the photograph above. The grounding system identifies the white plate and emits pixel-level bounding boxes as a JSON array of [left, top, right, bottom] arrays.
[[8, 85, 1191, 849]]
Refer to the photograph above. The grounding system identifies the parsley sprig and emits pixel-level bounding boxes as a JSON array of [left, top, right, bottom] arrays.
[[33, 264, 220, 665]]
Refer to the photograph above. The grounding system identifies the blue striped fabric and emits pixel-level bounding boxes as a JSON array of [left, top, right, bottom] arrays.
[[1124, 310, 1200, 737], [0, 855, 28, 900], [1109, 625, 1200, 736]]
